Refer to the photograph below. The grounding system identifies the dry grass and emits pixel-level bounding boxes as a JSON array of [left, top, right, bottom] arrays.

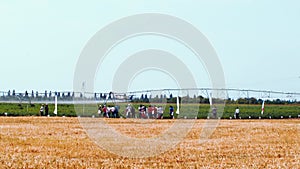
[[0, 117, 299, 168]]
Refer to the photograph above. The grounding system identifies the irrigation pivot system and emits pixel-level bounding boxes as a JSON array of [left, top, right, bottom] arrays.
[[1, 88, 300, 104]]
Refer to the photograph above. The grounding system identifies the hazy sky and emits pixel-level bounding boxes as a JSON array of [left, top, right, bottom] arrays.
[[1, 0, 299, 93]]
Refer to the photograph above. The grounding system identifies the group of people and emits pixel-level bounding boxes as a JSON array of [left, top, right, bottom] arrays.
[[98, 105, 120, 118], [39, 104, 49, 116], [136, 104, 165, 119], [97, 104, 170, 119], [39, 103, 240, 119]]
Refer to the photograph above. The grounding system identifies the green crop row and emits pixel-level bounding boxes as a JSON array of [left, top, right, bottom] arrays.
[[0, 103, 299, 119]]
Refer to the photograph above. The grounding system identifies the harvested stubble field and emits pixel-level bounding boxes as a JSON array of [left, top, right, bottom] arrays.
[[0, 117, 299, 168]]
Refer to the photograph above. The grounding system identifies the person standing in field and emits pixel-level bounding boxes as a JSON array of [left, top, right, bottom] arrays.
[[112, 106, 119, 118], [157, 106, 164, 119], [126, 104, 132, 118], [138, 104, 143, 118], [147, 105, 154, 119], [154, 106, 158, 119], [169, 106, 174, 119], [44, 104, 49, 116], [235, 107, 240, 119], [97, 105, 102, 117], [212, 106, 217, 119], [102, 105, 108, 118], [139, 104, 147, 119], [39, 104, 44, 116]]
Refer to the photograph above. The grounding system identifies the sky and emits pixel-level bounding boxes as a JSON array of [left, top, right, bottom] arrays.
[[0, 0, 299, 94]]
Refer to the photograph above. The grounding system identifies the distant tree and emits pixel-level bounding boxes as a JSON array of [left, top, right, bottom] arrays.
[[226, 98, 233, 104], [108, 92, 113, 99], [274, 99, 283, 104], [198, 95, 205, 103], [151, 95, 160, 103], [237, 98, 247, 104], [248, 97, 258, 104]]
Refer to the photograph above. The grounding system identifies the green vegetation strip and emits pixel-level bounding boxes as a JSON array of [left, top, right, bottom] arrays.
[[0, 103, 299, 119]]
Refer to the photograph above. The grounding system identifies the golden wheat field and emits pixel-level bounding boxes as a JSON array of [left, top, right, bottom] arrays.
[[0, 117, 299, 169]]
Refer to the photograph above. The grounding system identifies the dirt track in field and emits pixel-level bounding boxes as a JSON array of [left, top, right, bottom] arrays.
[[0, 117, 299, 168]]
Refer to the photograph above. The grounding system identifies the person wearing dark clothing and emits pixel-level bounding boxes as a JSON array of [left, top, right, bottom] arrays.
[[169, 106, 174, 119], [235, 107, 240, 119], [113, 106, 119, 118], [45, 104, 49, 116], [39, 104, 44, 116]]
